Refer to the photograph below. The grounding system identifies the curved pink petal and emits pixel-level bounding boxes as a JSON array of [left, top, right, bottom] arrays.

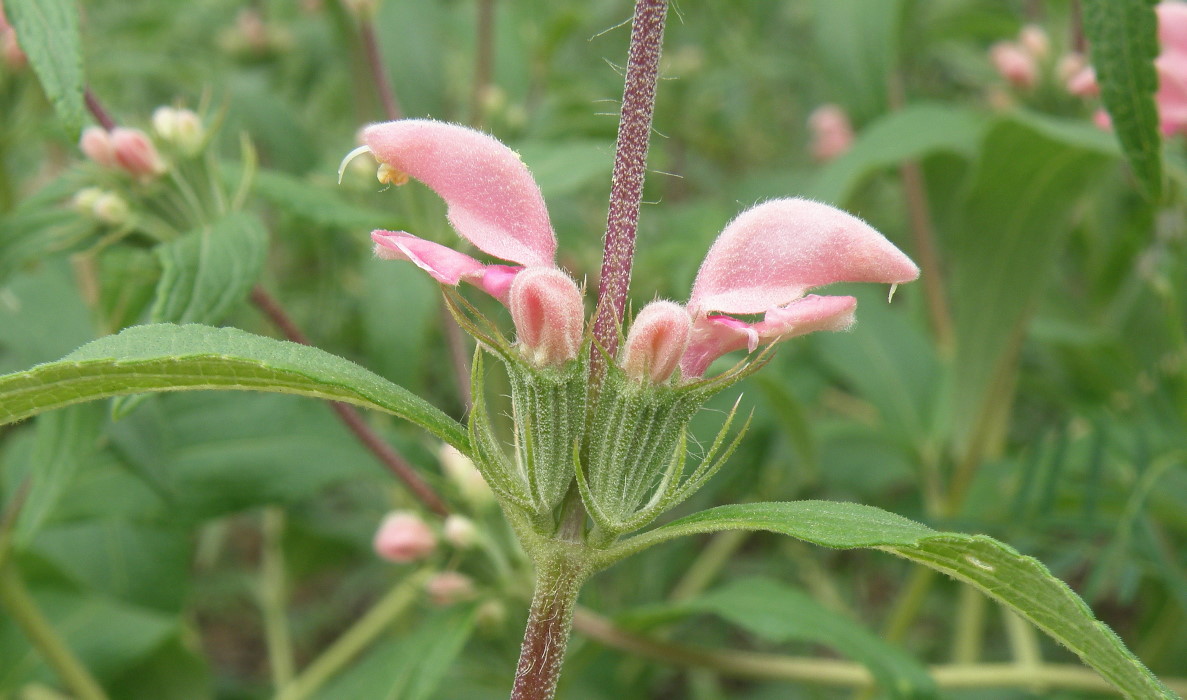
[[680, 295, 857, 378], [372, 230, 485, 285], [364, 120, 556, 268], [688, 198, 920, 317]]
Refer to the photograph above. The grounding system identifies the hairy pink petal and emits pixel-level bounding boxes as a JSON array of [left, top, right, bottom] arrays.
[[508, 267, 585, 366], [372, 230, 486, 285], [680, 295, 857, 377], [620, 301, 692, 383], [688, 198, 919, 317], [364, 120, 556, 267]]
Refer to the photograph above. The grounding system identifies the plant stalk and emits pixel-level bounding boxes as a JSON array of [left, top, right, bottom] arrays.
[[509, 553, 589, 700], [591, 0, 669, 375]]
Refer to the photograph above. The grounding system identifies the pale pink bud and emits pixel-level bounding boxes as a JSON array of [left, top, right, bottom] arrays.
[[79, 127, 118, 169], [1066, 66, 1099, 97], [372, 511, 437, 563], [990, 42, 1038, 89], [443, 515, 478, 549], [807, 104, 854, 162], [425, 571, 476, 606], [153, 106, 205, 156], [508, 267, 585, 366], [1057, 53, 1087, 83], [111, 128, 166, 178], [620, 301, 692, 383], [1018, 24, 1050, 61]]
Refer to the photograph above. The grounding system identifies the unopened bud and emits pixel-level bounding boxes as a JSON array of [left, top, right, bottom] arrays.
[[79, 127, 118, 169], [1066, 66, 1099, 97], [439, 444, 493, 508], [807, 103, 854, 162], [372, 511, 436, 563], [443, 515, 478, 549], [1018, 24, 1050, 61], [990, 42, 1037, 90], [92, 192, 130, 225], [476, 599, 507, 629], [620, 301, 692, 383], [425, 571, 476, 606], [152, 106, 206, 156], [111, 128, 166, 179], [508, 267, 585, 367]]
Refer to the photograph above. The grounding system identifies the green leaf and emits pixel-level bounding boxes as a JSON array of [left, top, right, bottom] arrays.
[[809, 103, 986, 205], [514, 140, 613, 198], [13, 404, 104, 545], [312, 605, 478, 700], [1083, 0, 1163, 200], [810, 0, 903, 121], [3, 0, 85, 133], [656, 578, 936, 699], [0, 323, 469, 452], [250, 168, 393, 230], [150, 212, 268, 325], [611, 501, 1176, 699]]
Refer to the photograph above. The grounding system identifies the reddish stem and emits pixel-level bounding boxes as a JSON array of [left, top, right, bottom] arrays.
[[470, 0, 496, 128], [360, 19, 403, 121], [84, 88, 116, 130], [591, 0, 669, 373], [509, 556, 587, 700]]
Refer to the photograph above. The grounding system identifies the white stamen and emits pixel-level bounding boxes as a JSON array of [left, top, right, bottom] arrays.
[[887, 283, 899, 303], [338, 145, 374, 184]]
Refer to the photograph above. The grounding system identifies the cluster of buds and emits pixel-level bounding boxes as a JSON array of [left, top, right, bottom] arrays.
[[0, 1, 25, 69], [989, 24, 1050, 91], [152, 106, 206, 156], [1070, 3, 1187, 137], [348, 120, 918, 538], [79, 126, 166, 181], [806, 104, 855, 163], [71, 187, 130, 225]]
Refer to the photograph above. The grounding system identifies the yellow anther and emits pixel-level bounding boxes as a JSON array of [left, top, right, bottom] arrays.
[[377, 163, 409, 186]]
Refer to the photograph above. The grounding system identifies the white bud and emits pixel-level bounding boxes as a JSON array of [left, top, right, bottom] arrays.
[[443, 515, 478, 549], [439, 444, 493, 508]]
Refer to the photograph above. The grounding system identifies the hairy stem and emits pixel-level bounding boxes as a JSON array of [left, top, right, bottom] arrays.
[[0, 565, 110, 700], [510, 554, 589, 700], [591, 0, 669, 374], [249, 286, 451, 516]]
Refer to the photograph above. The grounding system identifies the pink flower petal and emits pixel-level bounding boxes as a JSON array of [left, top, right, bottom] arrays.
[[1159, 2, 1187, 55], [372, 230, 486, 285], [680, 316, 758, 379], [688, 198, 920, 317], [364, 120, 556, 268], [508, 267, 585, 366], [620, 301, 692, 383], [1157, 50, 1187, 135]]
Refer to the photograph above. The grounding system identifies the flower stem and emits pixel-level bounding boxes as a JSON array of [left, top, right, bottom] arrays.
[[0, 564, 109, 700], [260, 508, 295, 690], [591, 0, 669, 373], [510, 553, 589, 700]]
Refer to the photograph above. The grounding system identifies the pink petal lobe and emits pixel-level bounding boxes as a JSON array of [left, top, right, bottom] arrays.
[[688, 198, 920, 316], [680, 316, 757, 378], [364, 120, 556, 267], [371, 230, 485, 285]]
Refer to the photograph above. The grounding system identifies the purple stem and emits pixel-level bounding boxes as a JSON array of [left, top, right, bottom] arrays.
[[590, 0, 669, 374]]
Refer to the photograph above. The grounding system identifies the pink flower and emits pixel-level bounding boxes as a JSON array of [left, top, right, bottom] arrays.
[[990, 41, 1038, 89], [806, 104, 854, 162], [372, 511, 437, 563], [356, 121, 918, 381]]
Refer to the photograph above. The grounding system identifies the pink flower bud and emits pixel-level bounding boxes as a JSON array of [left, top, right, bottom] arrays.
[[439, 444, 493, 508], [111, 128, 166, 179], [1057, 53, 1087, 83], [1018, 24, 1050, 61], [372, 511, 436, 563], [990, 42, 1037, 89], [620, 301, 692, 383], [508, 267, 585, 366], [425, 571, 476, 606], [79, 127, 118, 169], [1066, 66, 1099, 97], [807, 104, 855, 162]]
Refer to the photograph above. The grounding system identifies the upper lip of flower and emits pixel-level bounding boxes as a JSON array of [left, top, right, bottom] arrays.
[[350, 119, 920, 379]]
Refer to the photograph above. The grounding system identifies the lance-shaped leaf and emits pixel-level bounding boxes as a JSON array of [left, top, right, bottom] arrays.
[[604, 501, 1176, 699], [0, 323, 469, 453]]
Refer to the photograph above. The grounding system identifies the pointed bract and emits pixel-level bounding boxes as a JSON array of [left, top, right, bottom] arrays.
[[364, 120, 556, 268], [687, 198, 919, 317]]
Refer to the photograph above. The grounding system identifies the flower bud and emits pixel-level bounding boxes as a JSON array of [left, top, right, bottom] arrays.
[[990, 42, 1037, 89], [71, 187, 104, 214], [620, 301, 692, 384], [443, 515, 478, 549], [807, 104, 854, 162], [1018, 24, 1050, 61], [79, 127, 118, 169], [91, 192, 130, 225], [439, 444, 493, 508], [372, 511, 436, 563], [111, 128, 166, 179], [508, 267, 585, 367], [152, 106, 205, 156], [1066, 66, 1099, 97], [1, 28, 24, 69], [425, 571, 476, 606]]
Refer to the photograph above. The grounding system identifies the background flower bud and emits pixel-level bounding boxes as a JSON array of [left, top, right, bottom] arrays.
[[372, 511, 436, 563], [91, 192, 131, 225], [79, 127, 119, 169], [990, 42, 1037, 89], [111, 128, 166, 179], [443, 515, 478, 549], [508, 267, 585, 367], [806, 103, 855, 162], [620, 301, 692, 383], [425, 571, 476, 606], [1018, 24, 1050, 61], [439, 444, 493, 508], [153, 106, 206, 156]]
